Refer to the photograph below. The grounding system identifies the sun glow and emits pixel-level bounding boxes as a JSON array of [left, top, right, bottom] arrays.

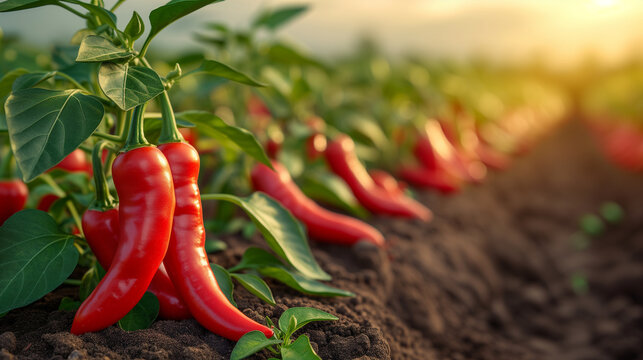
[[594, 0, 618, 8]]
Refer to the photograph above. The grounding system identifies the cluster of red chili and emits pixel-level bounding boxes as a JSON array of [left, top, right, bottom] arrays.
[[72, 107, 273, 340]]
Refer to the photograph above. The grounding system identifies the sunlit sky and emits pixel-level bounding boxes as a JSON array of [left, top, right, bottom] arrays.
[[1, 0, 642, 68]]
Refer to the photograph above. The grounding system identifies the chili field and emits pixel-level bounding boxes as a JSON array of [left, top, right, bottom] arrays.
[[0, 1, 641, 359]]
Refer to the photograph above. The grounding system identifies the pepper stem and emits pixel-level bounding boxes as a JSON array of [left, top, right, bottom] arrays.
[[158, 90, 184, 144], [91, 141, 117, 211], [121, 104, 150, 152]]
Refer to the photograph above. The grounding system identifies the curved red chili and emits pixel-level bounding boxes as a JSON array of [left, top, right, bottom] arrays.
[[0, 179, 28, 226], [369, 169, 406, 197], [159, 141, 273, 340], [325, 135, 432, 221], [36, 194, 59, 212], [251, 161, 385, 247], [71, 107, 176, 334], [306, 133, 327, 161], [398, 166, 461, 194]]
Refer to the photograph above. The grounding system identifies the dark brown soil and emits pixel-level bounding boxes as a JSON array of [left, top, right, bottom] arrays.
[[1, 120, 642, 360]]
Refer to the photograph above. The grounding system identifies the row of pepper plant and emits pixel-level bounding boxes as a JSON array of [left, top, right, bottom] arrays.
[[0, 1, 570, 359]]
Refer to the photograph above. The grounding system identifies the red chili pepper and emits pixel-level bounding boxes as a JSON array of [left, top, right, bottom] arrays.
[[306, 133, 327, 161], [53, 149, 93, 175], [159, 141, 273, 340], [266, 138, 282, 159], [251, 161, 385, 247], [325, 135, 432, 221], [179, 128, 198, 149], [398, 166, 461, 194], [0, 179, 28, 226], [72, 107, 176, 334], [36, 193, 59, 212], [369, 170, 406, 197]]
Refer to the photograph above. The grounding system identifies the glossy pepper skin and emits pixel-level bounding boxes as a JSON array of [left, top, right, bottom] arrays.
[[251, 161, 385, 247], [71, 146, 176, 334], [0, 179, 28, 226], [53, 149, 93, 175], [398, 166, 461, 194], [159, 142, 273, 341], [325, 135, 432, 221], [82, 207, 190, 320], [369, 170, 406, 197]]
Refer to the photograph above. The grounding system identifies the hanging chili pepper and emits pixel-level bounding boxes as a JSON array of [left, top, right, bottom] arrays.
[[52, 149, 93, 175], [71, 106, 176, 334], [306, 133, 327, 161], [80, 142, 189, 320], [251, 161, 385, 247], [157, 91, 272, 341], [0, 179, 28, 226], [0, 151, 28, 226], [325, 135, 432, 221], [398, 166, 461, 194], [36, 193, 59, 212]]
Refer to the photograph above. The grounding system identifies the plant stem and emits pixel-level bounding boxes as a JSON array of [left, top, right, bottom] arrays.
[[63, 279, 82, 286], [90, 141, 117, 210], [57, 3, 89, 19], [158, 90, 184, 144], [0, 149, 13, 180], [201, 193, 237, 202], [121, 105, 150, 152], [41, 173, 85, 237], [93, 131, 122, 143], [110, 0, 127, 12], [55, 71, 90, 93]]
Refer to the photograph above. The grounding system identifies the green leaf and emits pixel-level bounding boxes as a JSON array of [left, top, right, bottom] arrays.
[[79, 264, 101, 300], [253, 5, 309, 30], [206, 193, 330, 280], [299, 172, 368, 218], [118, 292, 160, 331], [145, 0, 223, 51], [231, 273, 275, 305], [278, 307, 337, 336], [281, 335, 320, 360], [11, 71, 56, 91], [229, 247, 285, 273], [98, 62, 164, 111], [5, 88, 104, 182], [124, 11, 145, 42], [0, 0, 57, 12], [0, 210, 79, 314], [204, 238, 227, 253], [187, 60, 265, 87], [0, 68, 29, 99], [76, 35, 135, 63], [175, 111, 272, 168], [58, 296, 81, 311], [230, 330, 282, 360], [210, 263, 236, 307], [259, 266, 353, 297]]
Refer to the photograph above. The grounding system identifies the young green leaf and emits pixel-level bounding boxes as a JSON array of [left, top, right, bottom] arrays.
[[79, 265, 101, 301], [204, 238, 227, 253], [58, 297, 81, 311], [0, 0, 57, 12], [231, 273, 276, 306], [252, 5, 309, 31], [5, 88, 104, 182], [0, 210, 79, 314], [278, 307, 338, 336], [118, 292, 160, 331], [210, 263, 236, 307], [186, 60, 265, 87], [299, 172, 368, 218], [203, 193, 330, 281], [228, 247, 285, 273], [0, 68, 29, 99], [143, 0, 223, 55], [281, 335, 320, 360], [124, 11, 145, 42], [98, 62, 164, 111], [11, 71, 56, 91], [259, 266, 354, 297], [76, 35, 135, 62], [175, 111, 272, 168], [230, 330, 282, 360]]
